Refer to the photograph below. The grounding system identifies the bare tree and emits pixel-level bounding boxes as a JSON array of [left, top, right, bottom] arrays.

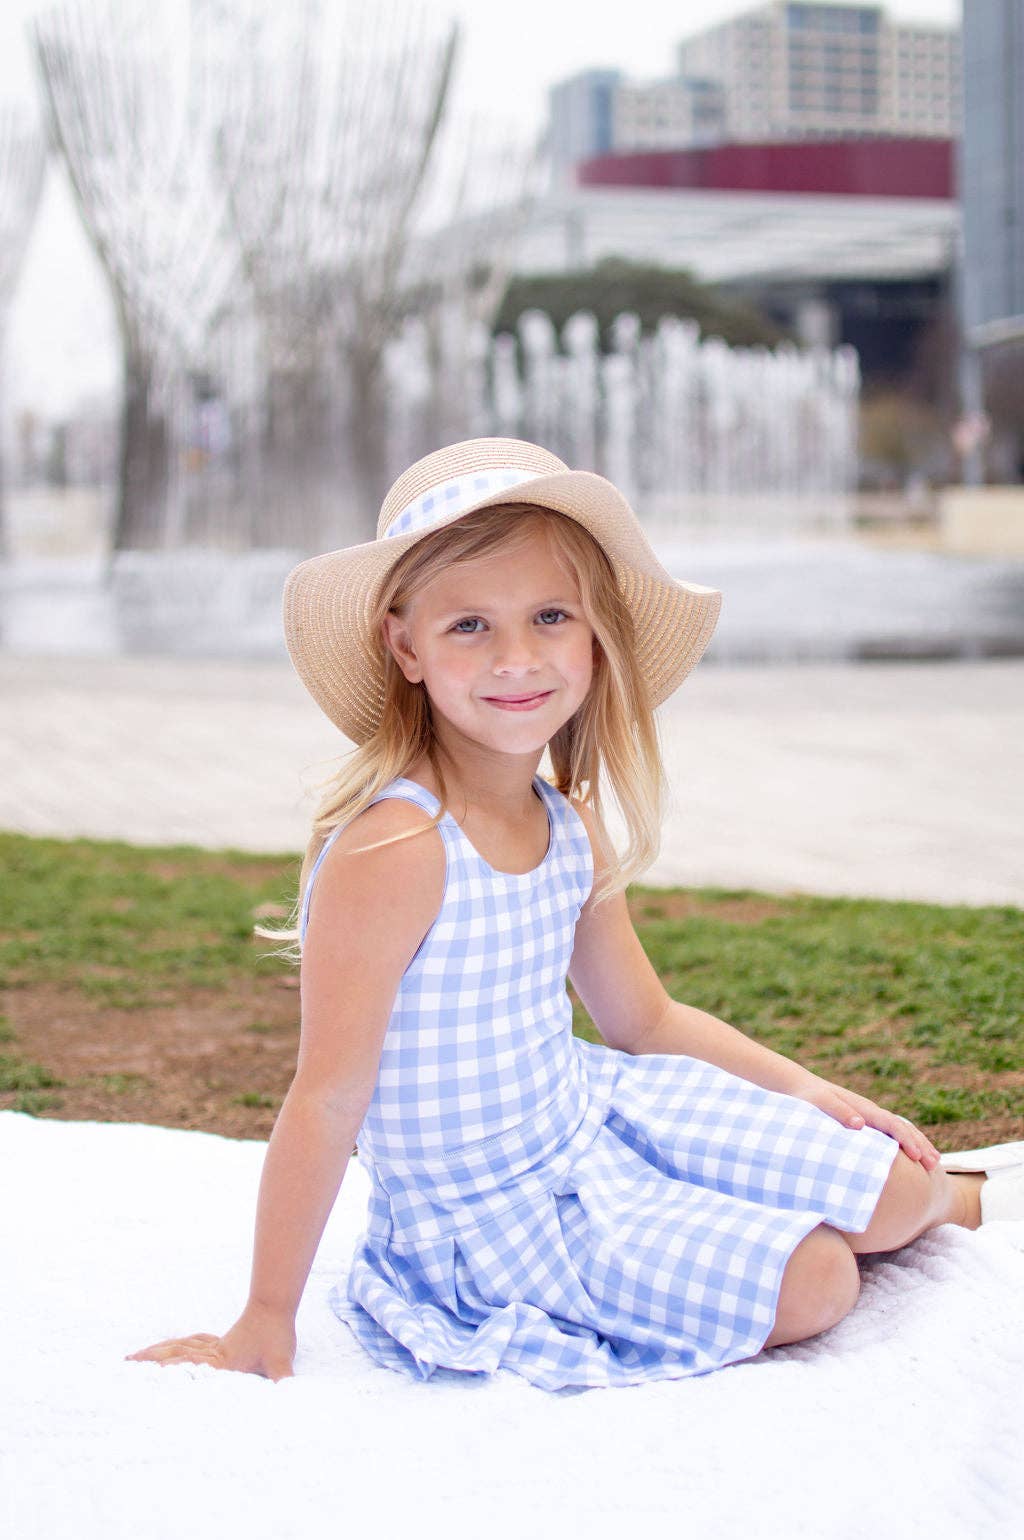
[[0, 108, 48, 556], [214, 0, 458, 546], [394, 113, 547, 461], [34, 0, 248, 551], [34, 0, 531, 556]]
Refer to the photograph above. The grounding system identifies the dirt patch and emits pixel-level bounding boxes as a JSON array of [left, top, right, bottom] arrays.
[[631, 892, 790, 926], [2, 971, 1020, 1151], [147, 856, 299, 885], [1, 977, 301, 1140]]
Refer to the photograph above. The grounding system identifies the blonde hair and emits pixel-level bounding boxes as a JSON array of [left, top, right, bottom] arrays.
[[258, 503, 664, 959]]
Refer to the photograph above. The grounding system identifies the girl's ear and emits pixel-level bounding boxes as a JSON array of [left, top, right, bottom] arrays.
[[382, 612, 423, 684]]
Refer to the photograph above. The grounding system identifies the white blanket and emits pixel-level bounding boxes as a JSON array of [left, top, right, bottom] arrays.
[[3, 1109, 1023, 1540]]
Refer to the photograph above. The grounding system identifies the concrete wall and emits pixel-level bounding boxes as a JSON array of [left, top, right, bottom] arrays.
[[939, 486, 1024, 556]]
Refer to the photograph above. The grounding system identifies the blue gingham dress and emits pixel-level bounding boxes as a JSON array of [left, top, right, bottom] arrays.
[[300, 775, 898, 1391]]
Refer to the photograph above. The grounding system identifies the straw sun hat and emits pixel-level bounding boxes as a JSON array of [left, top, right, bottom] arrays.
[[283, 437, 723, 745]]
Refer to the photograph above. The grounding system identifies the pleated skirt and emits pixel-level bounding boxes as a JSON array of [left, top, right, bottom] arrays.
[[329, 1040, 899, 1391]]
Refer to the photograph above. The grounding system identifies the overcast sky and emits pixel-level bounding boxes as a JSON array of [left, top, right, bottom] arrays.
[[1, 0, 961, 421]]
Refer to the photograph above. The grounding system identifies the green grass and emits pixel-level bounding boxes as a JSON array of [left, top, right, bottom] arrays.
[[0, 1053, 64, 1093], [578, 886, 1023, 1071], [0, 830, 299, 1006], [100, 1072, 150, 1095], [1, 834, 1021, 1134], [10, 1091, 64, 1115]]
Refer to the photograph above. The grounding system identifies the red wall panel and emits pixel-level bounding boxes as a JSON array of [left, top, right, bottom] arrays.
[[577, 139, 953, 199]]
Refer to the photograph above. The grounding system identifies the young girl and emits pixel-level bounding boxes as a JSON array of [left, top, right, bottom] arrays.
[[127, 436, 1022, 1390]]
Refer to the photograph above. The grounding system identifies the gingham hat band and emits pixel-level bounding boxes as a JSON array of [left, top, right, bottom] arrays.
[[386, 467, 547, 539]]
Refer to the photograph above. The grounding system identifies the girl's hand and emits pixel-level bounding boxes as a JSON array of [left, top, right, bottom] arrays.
[[125, 1302, 296, 1381], [790, 1071, 941, 1170]]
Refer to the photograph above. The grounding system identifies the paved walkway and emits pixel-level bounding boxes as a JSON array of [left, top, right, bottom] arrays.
[[2, 654, 1021, 906]]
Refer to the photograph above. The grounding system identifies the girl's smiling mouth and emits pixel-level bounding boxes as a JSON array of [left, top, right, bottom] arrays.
[[482, 691, 555, 711]]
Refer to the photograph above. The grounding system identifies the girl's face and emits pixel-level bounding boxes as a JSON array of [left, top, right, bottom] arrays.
[[383, 525, 596, 762]]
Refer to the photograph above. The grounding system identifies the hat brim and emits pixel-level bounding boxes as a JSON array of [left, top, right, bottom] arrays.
[[283, 469, 722, 744]]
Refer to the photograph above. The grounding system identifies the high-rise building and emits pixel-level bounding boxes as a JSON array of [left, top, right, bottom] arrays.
[[885, 15, 961, 138], [675, 2, 959, 142], [547, 70, 623, 180], [959, 0, 1024, 344], [613, 76, 727, 152]]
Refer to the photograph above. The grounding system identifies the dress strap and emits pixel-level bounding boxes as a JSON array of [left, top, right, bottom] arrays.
[[299, 826, 344, 944], [299, 779, 442, 945], [369, 777, 442, 818]]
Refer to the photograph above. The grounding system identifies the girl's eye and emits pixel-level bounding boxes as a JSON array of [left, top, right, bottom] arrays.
[[452, 606, 569, 631]]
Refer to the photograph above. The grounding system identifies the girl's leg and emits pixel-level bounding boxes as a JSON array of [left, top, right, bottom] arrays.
[[838, 1150, 984, 1255], [762, 1158, 986, 1350], [763, 1225, 861, 1348]]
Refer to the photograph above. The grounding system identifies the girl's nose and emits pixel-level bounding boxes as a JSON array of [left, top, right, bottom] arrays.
[[491, 630, 541, 675]]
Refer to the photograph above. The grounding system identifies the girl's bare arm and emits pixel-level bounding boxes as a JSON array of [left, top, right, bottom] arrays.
[[567, 801, 939, 1169], [125, 799, 445, 1379]]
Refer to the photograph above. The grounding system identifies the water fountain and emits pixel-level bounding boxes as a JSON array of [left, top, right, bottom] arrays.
[[383, 307, 860, 539], [3, 308, 1022, 663]]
